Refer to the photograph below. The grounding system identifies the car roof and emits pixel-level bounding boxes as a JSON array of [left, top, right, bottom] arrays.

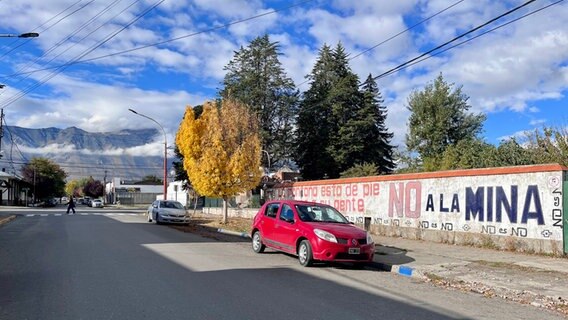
[[266, 199, 325, 206]]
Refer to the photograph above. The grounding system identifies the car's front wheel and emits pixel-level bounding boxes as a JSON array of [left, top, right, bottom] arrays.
[[147, 212, 152, 222], [298, 240, 313, 267], [154, 212, 161, 225], [252, 231, 265, 253]]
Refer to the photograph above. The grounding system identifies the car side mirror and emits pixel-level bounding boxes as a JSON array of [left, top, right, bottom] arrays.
[[152, 204, 158, 208]]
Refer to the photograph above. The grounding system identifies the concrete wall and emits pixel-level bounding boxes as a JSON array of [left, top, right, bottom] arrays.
[[269, 164, 567, 255], [202, 206, 258, 218]]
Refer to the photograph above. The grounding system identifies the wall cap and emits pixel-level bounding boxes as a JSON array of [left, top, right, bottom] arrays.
[[285, 163, 567, 187]]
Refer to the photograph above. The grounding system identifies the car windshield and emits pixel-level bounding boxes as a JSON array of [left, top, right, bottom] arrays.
[[161, 201, 184, 209], [295, 204, 349, 224]]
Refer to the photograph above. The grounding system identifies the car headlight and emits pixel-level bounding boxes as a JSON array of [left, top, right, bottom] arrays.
[[314, 229, 337, 243], [366, 232, 374, 244]]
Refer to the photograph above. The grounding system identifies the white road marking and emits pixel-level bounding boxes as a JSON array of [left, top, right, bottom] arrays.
[[22, 213, 142, 218]]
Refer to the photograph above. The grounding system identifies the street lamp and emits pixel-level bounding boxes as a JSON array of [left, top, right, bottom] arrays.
[[128, 108, 168, 200], [0, 32, 39, 38]]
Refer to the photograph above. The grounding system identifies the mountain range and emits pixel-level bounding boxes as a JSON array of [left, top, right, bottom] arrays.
[[0, 126, 171, 182]]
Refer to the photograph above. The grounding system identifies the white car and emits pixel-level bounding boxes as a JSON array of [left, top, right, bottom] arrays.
[[91, 199, 104, 208], [147, 200, 190, 225]]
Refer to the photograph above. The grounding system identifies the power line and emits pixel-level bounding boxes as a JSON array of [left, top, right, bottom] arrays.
[[295, 0, 466, 88], [371, 0, 538, 82], [0, 0, 87, 58], [0, 0, 165, 109], [0, 0, 317, 80], [1, 0, 127, 94], [376, 0, 566, 80]]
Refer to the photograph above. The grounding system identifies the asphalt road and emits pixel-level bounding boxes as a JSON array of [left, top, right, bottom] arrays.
[[0, 206, 564, 320]]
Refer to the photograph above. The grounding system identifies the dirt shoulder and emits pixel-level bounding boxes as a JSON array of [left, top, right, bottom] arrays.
[[0, 215, 16, 227]]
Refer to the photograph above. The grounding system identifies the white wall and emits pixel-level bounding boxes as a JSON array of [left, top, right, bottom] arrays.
[[272, 165, 565, 245]]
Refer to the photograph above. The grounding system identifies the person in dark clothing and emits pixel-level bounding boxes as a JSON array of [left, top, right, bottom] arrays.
[[66, 197, 76, 214]]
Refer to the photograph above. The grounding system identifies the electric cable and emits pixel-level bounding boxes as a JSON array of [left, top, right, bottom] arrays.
[[0, 0, 317, 80], [0, 0, 86, 58], [0, 0, 164, 109], [295, 0, 466, 88], [370, 0, 538, 82], [375, 0, 566, 80], [0, 0, 126, 94]]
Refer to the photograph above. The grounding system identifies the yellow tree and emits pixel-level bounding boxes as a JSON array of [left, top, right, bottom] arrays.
[[65, 177, 90, 198], [176, 98, 262, 223]]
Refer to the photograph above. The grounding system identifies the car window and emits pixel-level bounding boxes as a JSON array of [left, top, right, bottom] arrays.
[[167, 201, 184, 209], [295, 204, 349, 223], [279, 204, 294, 222], [264, 203, 280, 218]]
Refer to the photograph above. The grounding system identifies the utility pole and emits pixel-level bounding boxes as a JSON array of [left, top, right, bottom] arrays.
[[0, 109, 3, 159], [103, 169, 107, 204]]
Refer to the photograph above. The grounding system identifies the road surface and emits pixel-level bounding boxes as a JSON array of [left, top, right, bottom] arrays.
[[0, 207, 563, 319]]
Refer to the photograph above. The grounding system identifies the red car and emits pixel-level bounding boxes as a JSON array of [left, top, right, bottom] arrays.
[[251, 200, 375, 267]]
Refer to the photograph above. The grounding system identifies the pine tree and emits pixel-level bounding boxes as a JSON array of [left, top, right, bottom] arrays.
[[359, 74, 395, 173], [295, 45, 338, 180], [326, 43, 364, 172], [221, 35, 298, 168]]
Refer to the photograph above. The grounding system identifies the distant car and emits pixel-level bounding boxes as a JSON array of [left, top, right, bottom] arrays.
[[147, 200, 190, 225], [251, 200, 375, 267], [91, 199, 103, 208], [42, 198, 58, 207]]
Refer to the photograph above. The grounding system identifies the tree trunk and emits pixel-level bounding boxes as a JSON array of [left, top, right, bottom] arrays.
[[222, 196, 229, 224]]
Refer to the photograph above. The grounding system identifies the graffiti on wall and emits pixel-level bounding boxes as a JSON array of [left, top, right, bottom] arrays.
[[272, 171, 564, 241]]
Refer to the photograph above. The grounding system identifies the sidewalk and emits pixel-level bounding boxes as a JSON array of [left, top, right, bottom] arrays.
[[372, 235, 568, 315]]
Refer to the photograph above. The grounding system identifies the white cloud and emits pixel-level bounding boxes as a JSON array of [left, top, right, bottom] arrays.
[[19, 141, 166, 157], [529, 119, 546, 126], [0, 0, 566, 156]]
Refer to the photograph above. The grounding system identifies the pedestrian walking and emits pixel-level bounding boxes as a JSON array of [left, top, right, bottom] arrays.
[[66, 197, 76, 214]]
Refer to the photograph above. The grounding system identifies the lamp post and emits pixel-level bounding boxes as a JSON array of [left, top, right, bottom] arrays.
[[0, 32, 39, 38], [128, 108, 167, 200]]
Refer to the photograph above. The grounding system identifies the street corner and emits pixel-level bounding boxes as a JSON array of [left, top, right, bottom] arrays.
[[0, 215, 16, 227]]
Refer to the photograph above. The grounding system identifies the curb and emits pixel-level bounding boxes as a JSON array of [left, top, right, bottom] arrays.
[[390, 265, 422, 278], [0, 215, 16, 227], [217, 228, 251, 239]]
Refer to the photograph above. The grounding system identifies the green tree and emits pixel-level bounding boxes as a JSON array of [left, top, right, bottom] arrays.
[[326, 43, 365, 172], [340, 163, 379, 178], [406, 73, 485, 169], [494, 138, 534, 167], [438, 139, 496, 170], [526, 126, 568, 166], [176, 98, 262, 223], [295, 44, 339, 180], [137, 175, 162, 184], [358, 74, 395, 173], [21, 157, 67, 201], [220, 35, 298, 167]]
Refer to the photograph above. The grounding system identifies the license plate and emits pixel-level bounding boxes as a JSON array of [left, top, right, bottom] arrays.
[[348, 248, 360, 254]]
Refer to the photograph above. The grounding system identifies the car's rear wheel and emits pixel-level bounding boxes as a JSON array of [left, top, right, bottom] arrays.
[[252, 231, 265, 253], [298, 240, 313, 267]]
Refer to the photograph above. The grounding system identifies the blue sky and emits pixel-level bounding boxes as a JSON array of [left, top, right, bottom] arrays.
[[0, 0, 566, 159]]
